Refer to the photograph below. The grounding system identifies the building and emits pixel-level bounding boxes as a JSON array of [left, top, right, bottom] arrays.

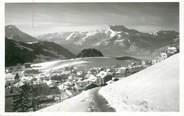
[[24, 63, 31, 68], [116, 67, 127, 75], [160, 52, 168, 59], [166, 46, 177, 57]]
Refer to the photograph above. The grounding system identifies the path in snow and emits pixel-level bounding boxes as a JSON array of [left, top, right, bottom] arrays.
[[88, 88, 115, 112], [38, 87, 115, 112]]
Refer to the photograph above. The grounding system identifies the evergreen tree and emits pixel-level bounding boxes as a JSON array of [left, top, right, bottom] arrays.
[[13, 82, 33, 112], [77, 48, 104, 58]]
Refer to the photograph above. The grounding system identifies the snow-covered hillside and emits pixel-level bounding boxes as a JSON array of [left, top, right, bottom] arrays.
[[99, 54, 179, 111], [32, 57, 130, 72], [38, 89, 95, 112], [38, 88, 114, 112]]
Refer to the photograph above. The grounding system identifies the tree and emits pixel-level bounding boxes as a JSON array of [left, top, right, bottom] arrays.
[[13, 82, 33, 112], [77, 48, 104, 58]]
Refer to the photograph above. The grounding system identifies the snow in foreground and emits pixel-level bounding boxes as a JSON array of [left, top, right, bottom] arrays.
[[38, 90, 93, 112], [38, 87, 115, 112], [99, 54, 179, 112]]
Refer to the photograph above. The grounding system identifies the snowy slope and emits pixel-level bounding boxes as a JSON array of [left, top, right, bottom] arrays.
[[38, 88, 101, 112], [32, 57, 130, 72], [99, 54, 179, 112], [38, 87, 114, 112], [38, 90, 92, 112], [32, 59, 88, 71]]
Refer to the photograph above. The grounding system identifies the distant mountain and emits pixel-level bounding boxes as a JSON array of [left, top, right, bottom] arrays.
[[5, 25, 75, 66], [77, 48, 103, 58], [5, 37, 35, 67], [5, 38, 75, 67], [37, 25, 179, 57], [5, 25, 37, 43]]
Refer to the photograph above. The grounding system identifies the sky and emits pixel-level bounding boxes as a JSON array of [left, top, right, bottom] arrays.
[[5, 2, 179, 36]]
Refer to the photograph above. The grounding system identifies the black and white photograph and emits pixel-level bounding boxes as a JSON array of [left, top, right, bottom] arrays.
[[3, 2, 180, 112]]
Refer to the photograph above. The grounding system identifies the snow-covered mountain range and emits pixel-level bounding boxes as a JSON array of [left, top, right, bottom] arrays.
[[5, 24, 179, 62], [37, 25, 128, 47], [37, 25, 179, 57]]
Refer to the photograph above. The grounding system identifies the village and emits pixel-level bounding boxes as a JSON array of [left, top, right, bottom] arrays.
[[5, 46, 178, 112]]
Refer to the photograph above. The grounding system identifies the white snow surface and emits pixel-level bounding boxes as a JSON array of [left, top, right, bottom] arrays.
[[31, 57, 129, 73], [99, 54, 179, 112], [65, 32, 75, 40], [38, 89, 97, 112], [31, 59, 88, 72]]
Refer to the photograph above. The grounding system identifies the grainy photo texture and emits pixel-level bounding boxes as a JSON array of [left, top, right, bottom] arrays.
[[5, 2, 179, 112]]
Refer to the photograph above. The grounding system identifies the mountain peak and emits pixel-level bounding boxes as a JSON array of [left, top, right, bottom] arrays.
[[5, 25, 20, 31], [110, 25, 128, 30], [6, 24, 17, 28], [5, 24, 37, 42]]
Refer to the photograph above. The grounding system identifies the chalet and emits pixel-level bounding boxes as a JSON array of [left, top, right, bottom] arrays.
[[160, 52, 168, 59], [96, 70, 113, 86], [116, 67, 127, 75], [24, 63, 31, 68], [166, 46, 178, 57]]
